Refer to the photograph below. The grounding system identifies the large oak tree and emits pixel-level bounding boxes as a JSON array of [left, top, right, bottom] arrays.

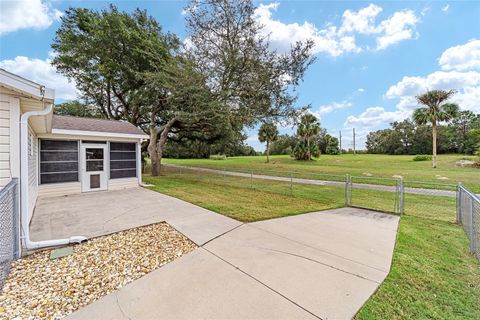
[[52, 5, 227, 175], [184, 0, 316, 127]]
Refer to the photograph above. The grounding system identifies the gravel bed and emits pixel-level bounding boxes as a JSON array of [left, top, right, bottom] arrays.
[[0, 223, 196, 319]]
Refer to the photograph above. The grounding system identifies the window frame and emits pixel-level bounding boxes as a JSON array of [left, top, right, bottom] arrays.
[[109, 142, 137, 179], [39, 139, 80, 185]]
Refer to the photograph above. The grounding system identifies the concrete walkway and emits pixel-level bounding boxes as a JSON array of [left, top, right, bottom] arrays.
[[166, 164, 457, 197], [31, 187, 241, 246], [65, 206, 399, 320]]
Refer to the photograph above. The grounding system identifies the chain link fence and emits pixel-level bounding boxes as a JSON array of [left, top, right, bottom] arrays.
[[159, 164, 479, 259], [0, 178, 20, 290], [457, 185, 480, 260], [161, 164, 347, 199], [162, 164, 452, 215]]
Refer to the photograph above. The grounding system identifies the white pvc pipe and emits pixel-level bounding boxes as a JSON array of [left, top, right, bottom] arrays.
[[20, 103, 87, 250]]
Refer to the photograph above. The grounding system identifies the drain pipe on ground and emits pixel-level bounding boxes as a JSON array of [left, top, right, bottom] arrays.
[[20, 102, 87, 251]]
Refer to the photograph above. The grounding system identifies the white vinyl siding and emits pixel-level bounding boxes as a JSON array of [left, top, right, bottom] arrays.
[[0, 94, 11, 187], [28, 127, 38, 218], [109, 177, 139, 190], [38, 182, 82, 198]]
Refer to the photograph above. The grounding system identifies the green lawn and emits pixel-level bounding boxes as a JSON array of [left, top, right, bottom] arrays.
[[144, 169, 480, 319], [164, 154, 480, 192], [144, 171, 345, 222]]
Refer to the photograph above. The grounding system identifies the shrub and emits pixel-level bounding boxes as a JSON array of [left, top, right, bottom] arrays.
[[413, 154, 432, 161], [209, 154, 227, 160], [293, 140, 320, 160], [325, 144, 340, 155]]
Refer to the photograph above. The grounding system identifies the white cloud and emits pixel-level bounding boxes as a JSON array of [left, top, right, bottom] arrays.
[[317, 101, 353, 114], [386, 71, 480, 99], [357, 88, 365, 92], [452, 86, 480, 113], [339, 4, 383, 34], [439, 39, 480, 71], [442, 4, 450, 12], [375, 10, 418, 50], [0, 0, 62, 35], [0, 55, 77, 100], [341, 107, 408, 148], [420, 6, 430, 16], [343, 38, 480, 148], [254, 3, 360, 56], [307, 100, 353, 122], [344, 107, 408, 127], [385, 70, 480, 111], [254, 2, 420, 57]]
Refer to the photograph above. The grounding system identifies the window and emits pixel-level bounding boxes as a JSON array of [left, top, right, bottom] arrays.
[[85, 148, 104, 171], [40, 140, 79, 184], [110, 142, 137, 179]]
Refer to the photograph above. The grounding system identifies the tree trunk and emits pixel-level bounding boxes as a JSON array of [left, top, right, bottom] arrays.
[[307, 136, 311, 161], [148, 118, 177, 176], [432, 121, 437, 168], [266, 141, 270, 163], [148, 128, 161, 176]]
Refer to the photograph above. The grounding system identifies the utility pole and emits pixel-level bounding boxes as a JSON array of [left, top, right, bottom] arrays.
[[339, 130, 342, 154], [353, 128, 356, 155]]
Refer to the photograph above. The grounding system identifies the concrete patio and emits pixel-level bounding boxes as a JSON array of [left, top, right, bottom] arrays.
[[30, 188, 400, 319], [31, 187, 242, 246]]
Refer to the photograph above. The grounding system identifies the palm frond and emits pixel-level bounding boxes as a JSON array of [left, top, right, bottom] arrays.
[[412, 107, 430, 125]]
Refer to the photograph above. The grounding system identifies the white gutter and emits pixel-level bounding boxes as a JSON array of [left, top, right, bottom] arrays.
[[51, 128, 149, 139], [20, 103, 87, 250]]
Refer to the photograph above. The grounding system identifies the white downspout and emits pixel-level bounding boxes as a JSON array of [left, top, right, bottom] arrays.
[[20, 103, 87, 250]]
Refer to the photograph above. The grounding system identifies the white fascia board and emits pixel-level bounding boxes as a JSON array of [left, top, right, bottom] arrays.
[[0, 69, 55, 101], [51, 128, 149, 140]]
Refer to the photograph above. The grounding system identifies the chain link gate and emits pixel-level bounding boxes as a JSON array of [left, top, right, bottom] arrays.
[[346, 175, 403, 214]]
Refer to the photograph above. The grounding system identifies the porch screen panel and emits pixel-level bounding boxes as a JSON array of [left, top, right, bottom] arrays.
[[110, 142, 137, 179], [40, 139, 79, 184]]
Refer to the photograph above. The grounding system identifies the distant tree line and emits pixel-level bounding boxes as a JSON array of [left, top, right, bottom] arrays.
[[366, 110, 480, 155]]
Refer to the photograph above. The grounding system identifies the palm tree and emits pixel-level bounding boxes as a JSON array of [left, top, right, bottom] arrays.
[[297, 114, 321, 161], [258, 123, 279, 163], [413, 89, 459, 168]]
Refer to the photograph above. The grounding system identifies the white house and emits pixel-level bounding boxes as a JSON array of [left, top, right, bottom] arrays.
[[0, 69, 148, 252]]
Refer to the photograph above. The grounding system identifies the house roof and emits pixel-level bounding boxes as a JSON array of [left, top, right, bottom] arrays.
[[52, 115, 148, 138], [0, 68, 55, 102]]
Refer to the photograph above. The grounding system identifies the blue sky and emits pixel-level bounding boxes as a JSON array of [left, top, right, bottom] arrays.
[[1, 1, 479, 151]]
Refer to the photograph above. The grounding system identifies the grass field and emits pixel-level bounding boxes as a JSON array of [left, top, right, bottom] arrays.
[[164, 154, 480, 192], [144, 168, 480, 319]]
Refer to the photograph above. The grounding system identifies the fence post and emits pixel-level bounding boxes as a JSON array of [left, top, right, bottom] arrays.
[[456, 183, 461, 224], [349, 176, 353, 206], [394, 181, 399, 213], [250, 170, 253, 189], [470, 198, 475, 255], [399, 178, 404, 215], [289, 173, 293, 196], [345, 174, 349, 207]]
